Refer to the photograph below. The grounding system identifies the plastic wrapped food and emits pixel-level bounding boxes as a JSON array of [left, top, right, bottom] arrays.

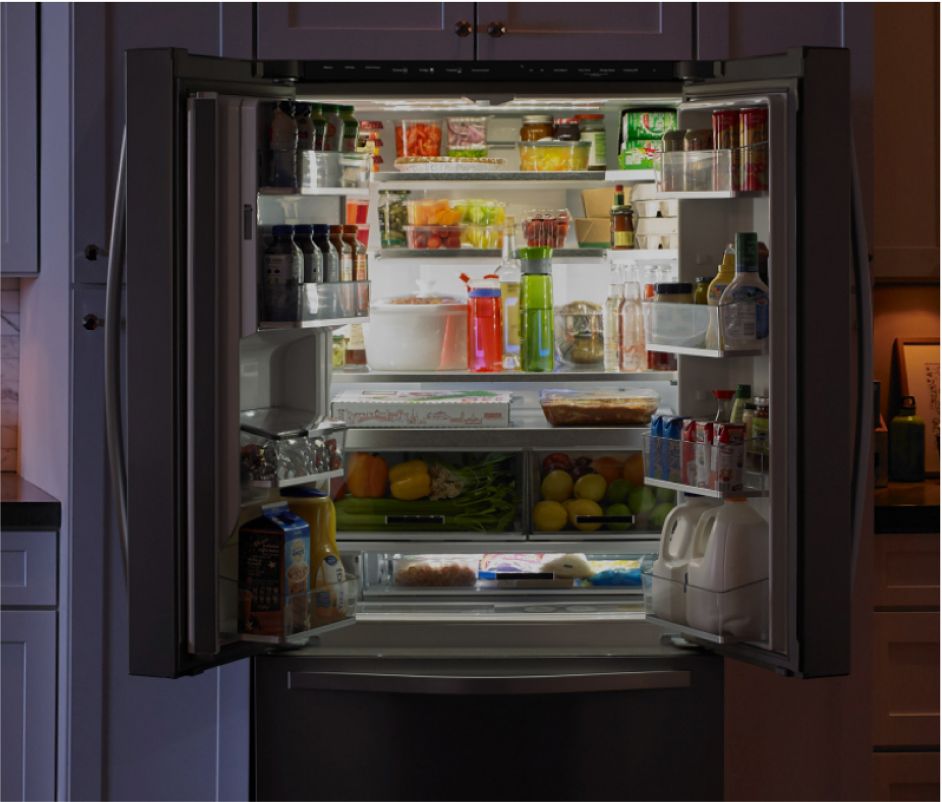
[[446, 117, 488, 157], [540, 389, 660, 427], [518, 141, 590, 172], [394, 558, 478, 587]]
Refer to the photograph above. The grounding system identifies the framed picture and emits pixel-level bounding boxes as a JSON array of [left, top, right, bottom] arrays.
[[894, 337, 941, 475]]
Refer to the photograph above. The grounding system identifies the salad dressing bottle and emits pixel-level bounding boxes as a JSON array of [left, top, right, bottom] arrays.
[[719, 232, 769, 351], [705, 244, 736, 350]]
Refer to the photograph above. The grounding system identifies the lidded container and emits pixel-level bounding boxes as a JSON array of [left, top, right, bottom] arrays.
[[520, 115, 555, 142], [463, 273, 504, 373], [576, 113, 607, 171], [539, 388, 660, 426], [518, 247, 554, 372]]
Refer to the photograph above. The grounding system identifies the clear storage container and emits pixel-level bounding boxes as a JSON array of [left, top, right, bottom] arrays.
[[518, 140, 591, 172], [539, 389, 660, 427], [403, 225, 466, 250]]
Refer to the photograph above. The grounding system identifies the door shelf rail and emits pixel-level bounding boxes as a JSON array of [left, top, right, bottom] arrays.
[[643, 476, 767, 499], [258, 187, 370, 198], [375, 247, 606, 262], [332, 368, 677, 384], [646, 344, 764, 359]]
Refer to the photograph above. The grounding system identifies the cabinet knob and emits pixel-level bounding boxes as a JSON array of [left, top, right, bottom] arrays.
[[454, 19, 473, 37], [85, 244, 108, 261], [487, 21, 507, 38], [82, 313, 104, 331]]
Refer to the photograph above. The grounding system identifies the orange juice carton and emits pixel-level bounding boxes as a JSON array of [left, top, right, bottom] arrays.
[[695, 420, 715, 489], [713, 422, 746, 493], [239, 502, 311, 641]]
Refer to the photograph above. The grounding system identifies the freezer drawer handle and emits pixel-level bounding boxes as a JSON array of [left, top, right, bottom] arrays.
[[288, 669, 690, 695], [385, 514, 445, 525]]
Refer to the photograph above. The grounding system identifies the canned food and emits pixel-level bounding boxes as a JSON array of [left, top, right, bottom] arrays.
[[712, 110, 741, 191], [740, 107, 768, 192], [621, 109, 677, 143]]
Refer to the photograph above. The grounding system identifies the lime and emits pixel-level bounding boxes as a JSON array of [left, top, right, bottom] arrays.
[[541, 469, 574, 502], [567, 498, 604, 532], [532, 500, 568, 532], [605, 478, 632, 505], [650, 502, 675, 530], [604, 503, 633, 531], [573, 473, 607, 502], [628, 486, 656, 517]]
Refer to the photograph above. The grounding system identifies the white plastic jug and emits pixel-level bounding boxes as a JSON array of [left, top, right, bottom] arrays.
[[685, 498, 769, 639], [649, 497, 718, 624]]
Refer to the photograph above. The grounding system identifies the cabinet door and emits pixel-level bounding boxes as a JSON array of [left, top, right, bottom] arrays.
[[874, 534, 940, 609], [0, 3, 39, 276], [873, 612, 940, 747], [873, 752, 941, 802], [476, 2, 693, 60], [1, 611, 56, 802], [257, 3, 476, 60]]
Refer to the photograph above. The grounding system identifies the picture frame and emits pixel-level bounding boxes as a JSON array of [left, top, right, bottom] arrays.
[[893, 337, 941, 475]]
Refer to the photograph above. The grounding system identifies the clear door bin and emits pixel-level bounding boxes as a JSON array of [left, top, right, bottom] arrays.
[[302, 281, 370, 321], [238, 578, 359, 645], [654, 146, 767, 194], [645, 302, 767, 355], [641, 433, 768, 498], [642, 572, 768, 643], [299, 151, 340, 191]]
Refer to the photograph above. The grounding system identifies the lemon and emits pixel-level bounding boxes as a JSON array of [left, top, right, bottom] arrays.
[[573, 473, 607, 502], [567, 498, 604, 532], [532, 500, 568, 532], [541, 469, 574, 502]]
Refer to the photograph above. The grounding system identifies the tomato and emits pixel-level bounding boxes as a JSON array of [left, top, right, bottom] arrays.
[[446, 235, 461, 249], [413, 233, 427, 248], [542, 452, 574, 476], [427, 235, 442, 249]]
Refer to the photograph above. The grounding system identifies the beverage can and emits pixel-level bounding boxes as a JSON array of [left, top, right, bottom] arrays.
[[713, 422, 746, 493], [740, 108, 769, 192], [695, 420, 715, 489], [712, 110, 741, 191], [621, 109, 677, 142]]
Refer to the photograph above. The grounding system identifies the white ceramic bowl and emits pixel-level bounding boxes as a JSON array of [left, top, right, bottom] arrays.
[[365, 301, 469, 371]]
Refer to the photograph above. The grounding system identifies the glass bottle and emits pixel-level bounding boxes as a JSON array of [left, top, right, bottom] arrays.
[[329, 225, 354, 282], [748, 395, 770, 473], [603, 265, 625, 372], [497, 217, 521, 370], [620, 280, 646, 372], [321, 104, 342, 152], [719, 232, 770, 351], [295, 103, 314, 189], [519, 247, 554, 372], [889, 396, 925, 482], [465, 274, 504, 373], [713, 389, 735, 423], [694, 276, 712, 305], [342, 224, 369, 316], [293, 224, 323, 283], [261, 225, 302, 322]]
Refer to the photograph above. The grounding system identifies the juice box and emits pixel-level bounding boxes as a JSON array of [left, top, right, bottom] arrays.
[[695, 420, 715, 489], [681, 419, 699, 485], [239, 502, 311, 641], [662, 416, 686, 483], [714, 422, 746, 493]]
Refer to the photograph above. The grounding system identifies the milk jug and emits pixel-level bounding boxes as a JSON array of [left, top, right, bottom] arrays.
[[649, 497, 718, 624], [685, 499, 768, 639]]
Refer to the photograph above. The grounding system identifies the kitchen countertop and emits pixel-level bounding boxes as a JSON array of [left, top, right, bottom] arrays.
[[1, 474, 61, 530], [874, 479, 940, 534]]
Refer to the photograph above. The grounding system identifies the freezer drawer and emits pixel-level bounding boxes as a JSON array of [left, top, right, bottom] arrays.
[[255, 653, 723, 801]]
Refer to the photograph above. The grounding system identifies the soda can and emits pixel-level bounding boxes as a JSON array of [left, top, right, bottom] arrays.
[[712, 110, 741, 191], [740, 108, 768, 192], [662, 416, 686, 483], [695, 420, 715, 489], [681, 419, 699, 485], [621, 109, 677, 144], [714, 422, 746, 493]]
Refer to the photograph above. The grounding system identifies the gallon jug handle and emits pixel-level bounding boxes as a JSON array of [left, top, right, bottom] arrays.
[[658, 505, 683, 559], [690, 506, 720, 559]]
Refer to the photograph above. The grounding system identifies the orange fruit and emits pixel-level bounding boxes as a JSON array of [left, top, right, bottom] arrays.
[[623, 453, 645, 486], [592, 456, 623, 485]]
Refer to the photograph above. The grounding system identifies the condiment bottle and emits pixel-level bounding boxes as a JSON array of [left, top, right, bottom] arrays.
[[293, 225, 323, 283], [321, 104, 342, 152], [520, 115, 554, 142], [518, 246, 555, 372], [342, 224, 369, 315], [748, 396, 770, 473], [719, 232, 770, 351], [345, 324, 367, 366], [603, 265, 625, 372], [463, 273, 504, 373], [610, 185, 634, 250], [262, 225, 302, 322], [730, 384, 752, 424], [620, 280, 646, 372], [694, 276, 712, 305], [889, 396, 925, 482], [576, 114, 607, 171], [497, 217, 521, 370], [706, 244, 736, 350], [713, 389, 735, 423]]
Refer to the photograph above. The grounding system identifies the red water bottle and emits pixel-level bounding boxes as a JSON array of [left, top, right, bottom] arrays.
[[463, 273, 504, 373]]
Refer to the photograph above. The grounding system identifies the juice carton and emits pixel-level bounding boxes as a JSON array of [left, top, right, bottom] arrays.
[[662, 416, 686, 482], [681, 419, 699, 485], [239, 502, 311, 641], [648, 415, 664, 480], [714, 422, 746, 493], [695, 420, 715, 489]]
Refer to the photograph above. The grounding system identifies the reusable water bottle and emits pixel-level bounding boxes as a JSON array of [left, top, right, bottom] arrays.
[[518, 247, 554, 372], [464, 274, 503, 373], [889, 396, 925, 482]]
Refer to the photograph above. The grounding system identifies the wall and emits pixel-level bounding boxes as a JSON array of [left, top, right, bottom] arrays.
[[1, 278, 18, 471]]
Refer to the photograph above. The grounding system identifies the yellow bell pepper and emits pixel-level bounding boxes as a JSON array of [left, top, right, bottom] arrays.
[[389, 459, 431, 501]]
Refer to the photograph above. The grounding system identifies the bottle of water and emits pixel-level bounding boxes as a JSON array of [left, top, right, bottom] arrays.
[[603, 264, 625, 372]]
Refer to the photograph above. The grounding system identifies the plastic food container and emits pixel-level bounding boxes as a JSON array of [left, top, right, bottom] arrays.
[[404, 225, 465, 250], [446, 117, 488, 157], [378, 191, 409, 248], [461, 224, 503, 249], [554, 301, 604, 367], [365, 295, 468, 371], [392, 555, 479, 587], [340, 153, 370, 188], [539, 389, 660, 427], [518, 141, 591, 172], [454, 199, 506, 226], [523, 209, 571, 248], [574, 218, 610, 248], [395, 120, 443, 158], [406, 199, 463, 226]]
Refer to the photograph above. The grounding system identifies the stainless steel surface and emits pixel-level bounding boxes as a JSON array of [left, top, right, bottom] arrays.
[[332, 368, 676, 384], [104, 127, 128, 586], [287, 667, 690, 694]]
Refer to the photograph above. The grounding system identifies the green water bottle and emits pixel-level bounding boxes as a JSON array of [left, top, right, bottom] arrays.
[[889, 395, 925, 482], [519, 247, 554, 372]]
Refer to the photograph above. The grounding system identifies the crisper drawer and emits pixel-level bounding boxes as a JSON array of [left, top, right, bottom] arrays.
[[528, 449, 678, 539], [334, 451, 522, 539]]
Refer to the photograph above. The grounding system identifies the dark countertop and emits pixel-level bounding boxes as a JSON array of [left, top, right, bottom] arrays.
[[875, 479, 940, 534], [1, 474, 61, 530]]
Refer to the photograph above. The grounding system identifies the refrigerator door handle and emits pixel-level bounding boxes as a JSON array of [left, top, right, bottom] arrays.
[[288, 669, 691, 695], [104, 127, 129, 586], [849, 138, 873, 582]]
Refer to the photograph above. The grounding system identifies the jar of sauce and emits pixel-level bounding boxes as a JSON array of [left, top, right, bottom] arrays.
[[576, 114, 607, 171], [553, 117, 581, 142], [693, 276, 712, 305], [653, 282, 694, 304], [520, 115, 554, 142], [610, 205, 634, 250]]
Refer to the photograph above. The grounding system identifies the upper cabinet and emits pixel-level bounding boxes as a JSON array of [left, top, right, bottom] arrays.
[[257, 3, 476, 60], [475, 2, 693, 60]]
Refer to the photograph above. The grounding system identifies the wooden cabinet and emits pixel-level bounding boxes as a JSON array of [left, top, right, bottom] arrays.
[[475, 3, 693, 60], [257, 2, 476, 60], [873, 752, 941, 802], [0, 3, 39, 276], [874, 533, 940, 609]]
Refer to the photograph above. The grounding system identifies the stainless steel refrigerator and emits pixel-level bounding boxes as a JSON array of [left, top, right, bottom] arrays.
[[108, 46, 871, 800]]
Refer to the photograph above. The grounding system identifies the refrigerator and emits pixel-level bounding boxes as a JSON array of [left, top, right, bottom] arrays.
[[108, 46, 871, 800]]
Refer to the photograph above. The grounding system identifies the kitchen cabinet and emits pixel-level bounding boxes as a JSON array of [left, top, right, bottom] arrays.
[[256, 3, 476, 60], [1, 3, 39, 276], [873, 533, 940, 609], [873, 752, 941, 802], [475, 3, 693, 60]]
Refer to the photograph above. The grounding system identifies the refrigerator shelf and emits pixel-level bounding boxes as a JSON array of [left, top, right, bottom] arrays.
[[653, 147, 769, 197], [258, 187, 370, 198], [332, 369, 676, 384], [603, 169, 658, 183], [335, 539, 657, 554], [375, 248, 607, 262], [607, 248, 678, 263], [259, 317, 363, 331], [643, 615, 736, 646], [374, 171, 606, 190], [646, 343, 764, 358], [642, 476, 767, 499], [645, 301, 767, 356], [249, 468, 344, 490]]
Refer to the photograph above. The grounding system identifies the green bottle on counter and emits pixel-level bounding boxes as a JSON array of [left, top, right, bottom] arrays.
[[889, 395, 925, 482]]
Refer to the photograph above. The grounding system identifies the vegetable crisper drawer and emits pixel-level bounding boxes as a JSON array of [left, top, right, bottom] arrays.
[[334, 452, 520, 534]]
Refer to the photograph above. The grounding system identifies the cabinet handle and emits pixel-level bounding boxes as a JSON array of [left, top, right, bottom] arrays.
[[85, 243, 108, 261], [487, 21, 507, 38], [454, 19, 472, 37], [82, 313, 104, 331]]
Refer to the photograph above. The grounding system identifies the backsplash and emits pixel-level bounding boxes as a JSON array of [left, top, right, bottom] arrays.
[[1, 278, 19, 471]]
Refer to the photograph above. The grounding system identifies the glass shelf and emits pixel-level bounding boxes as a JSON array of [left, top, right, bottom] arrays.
[[332, 369, 676, 384]]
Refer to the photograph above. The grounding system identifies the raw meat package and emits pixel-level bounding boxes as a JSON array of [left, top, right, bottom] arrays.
[[332, 390, 512, 428]]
